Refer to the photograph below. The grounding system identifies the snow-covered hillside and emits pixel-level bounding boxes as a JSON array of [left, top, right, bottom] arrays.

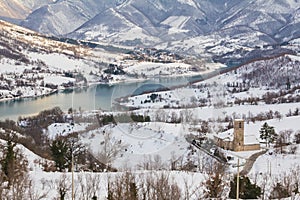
[[2, 51, 300, 198], [0, 0, 295, 63], [0, 0, 53, 19], [0, 20, 225, 101], [5, 110, 300, 199]]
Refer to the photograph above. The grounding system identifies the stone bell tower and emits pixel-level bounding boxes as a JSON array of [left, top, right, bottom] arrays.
[[233, 119, 244, 151]]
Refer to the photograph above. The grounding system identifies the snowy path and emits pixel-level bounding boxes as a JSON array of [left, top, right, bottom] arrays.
[[240, 150, 267, 176]]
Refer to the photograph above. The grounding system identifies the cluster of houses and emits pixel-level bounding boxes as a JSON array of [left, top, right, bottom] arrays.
[[128, 47, 183, 63]]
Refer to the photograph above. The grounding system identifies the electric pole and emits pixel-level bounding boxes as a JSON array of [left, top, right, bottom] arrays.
[[237, 158, 240, 200], [72, 148, 74, 200]]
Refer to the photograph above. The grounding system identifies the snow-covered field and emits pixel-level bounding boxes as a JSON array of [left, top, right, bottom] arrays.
[[2, 111, 300, 199]]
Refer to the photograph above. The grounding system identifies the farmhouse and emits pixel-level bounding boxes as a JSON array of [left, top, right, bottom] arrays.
[[214, 119, 260, 152]]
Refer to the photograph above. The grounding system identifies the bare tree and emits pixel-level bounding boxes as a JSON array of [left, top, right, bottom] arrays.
[[77, 173, 102, 200], [106, 172, 182, 200], [294, 130, 300, 144], [28, 179, 49, 200], [274, 111, 282, 121], [138, 154, 166, 170], [181, 176, 203, 200], [97, 129, 127, 170], [55, 173, 70, 200], [276, 130, 293, 154], [258, 173, 272, 200], [169, 151, 182, 171], [170, 111, 179, 123], [267, 167, 300, 199], [140, 172, 181, 200], [107, 172, 138, 200], [180, 109, 193, 124], [155, 109, 166, 122], [202, 162, 228, 199]]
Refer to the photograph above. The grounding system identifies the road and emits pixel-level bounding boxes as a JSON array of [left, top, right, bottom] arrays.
[[240, 150, 267, 176]]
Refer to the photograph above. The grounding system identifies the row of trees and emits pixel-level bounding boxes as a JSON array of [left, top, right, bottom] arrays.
[[259, 122, 300, 153], [2, 122, 300, 199]]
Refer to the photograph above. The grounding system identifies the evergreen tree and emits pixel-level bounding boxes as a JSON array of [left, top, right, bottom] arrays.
[[259, 122, 277, 147], [229, 176, 261, 199], [1, 139, 17, 184], [50, 138, 68, 172], [65, 136, 86, 171], [50, 135, 86, 172], [0, 132, 30, 199]]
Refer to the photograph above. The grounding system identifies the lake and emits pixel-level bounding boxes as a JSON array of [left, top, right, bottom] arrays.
[[0, 73, 214, 121]]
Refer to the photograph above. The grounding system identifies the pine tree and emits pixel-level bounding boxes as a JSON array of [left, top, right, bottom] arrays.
[[50, 138, 68, 172], [50, 135, 86, 172], [259, 122, 277, 147], [1, 139, 17, 185], [65, 136, 86, 171], [0, 132, 30, 199]]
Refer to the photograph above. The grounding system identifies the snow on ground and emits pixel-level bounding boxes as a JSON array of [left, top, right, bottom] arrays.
[[0, 86, 54, 100], [248, 145, 300, 199], [0, 139, 51, 172], [10, 121, 207, 199], [251, 151, 300, 177], [161, 16, 190, 34], [45, 114, 300, 173], [0, 58, 32, 73], [218, 115, 300, 173], [133, 101, 300, 126], [124, 62, 190, 76], [29, 52, 87, 72], [26, 115, 300, 199], [79, 122, 191, 170], [46, 123, 89, 140], [43, 75, 75, 85], [123, 61, 223, 78], [7, 112, 300, 199], [288, 54, 300, 62], [45, 120, 202, 170]]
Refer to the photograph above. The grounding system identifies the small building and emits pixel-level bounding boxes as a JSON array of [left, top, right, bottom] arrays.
[[64, 114, 74, 124], [214, 119, 260, 152], [18, 119, 31, 127]]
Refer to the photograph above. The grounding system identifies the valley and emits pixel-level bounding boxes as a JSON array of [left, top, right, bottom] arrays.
[[1, 1, 300, 199]]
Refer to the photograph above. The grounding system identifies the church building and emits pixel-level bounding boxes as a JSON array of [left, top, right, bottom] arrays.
[[214, 119, 260, 152]]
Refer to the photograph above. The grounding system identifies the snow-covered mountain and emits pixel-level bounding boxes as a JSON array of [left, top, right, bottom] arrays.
[[0, 0, 53, 19], [6, 0, 297, 66], [18, 0, 300, 45], [2, 20, 216, 101], [21, 0, 117, 35], [0, 20, 125, 100]]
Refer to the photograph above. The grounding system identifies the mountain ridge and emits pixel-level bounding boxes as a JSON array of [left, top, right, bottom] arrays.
[[1, 0, 300, 63], [0, 0, 54, 19]]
